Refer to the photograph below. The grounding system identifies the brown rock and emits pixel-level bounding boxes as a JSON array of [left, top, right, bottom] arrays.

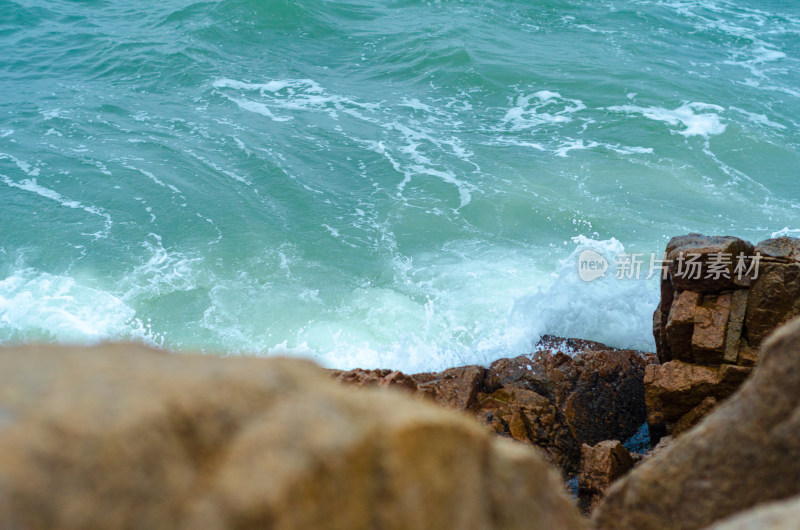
[[653, 303, 670, 363], [665, 290, 700, 362], [535, 335, 617, 353], [335, 341, 648, 476], [644, 361, 720, 425], [578, 440, 634, 513], [482, 349, 647, 473], [664, 234, 755, 293], [724, 290, 748, 363], [475, 385, 576, 472], [744, 237, 800, 348], [692, 292, 731, 365], [0, 343, 585, 530], [414, 365, 486, 410], [593, 316, 800, 530], [644, 361, 751, 440], [736, 342, 759, 367], [755, 236, 800, 261]]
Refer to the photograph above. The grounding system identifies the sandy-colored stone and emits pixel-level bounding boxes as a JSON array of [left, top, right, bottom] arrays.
[[705, 495, 800, 530], [0, 344, 585, 530], [593, 317, 800, 530]]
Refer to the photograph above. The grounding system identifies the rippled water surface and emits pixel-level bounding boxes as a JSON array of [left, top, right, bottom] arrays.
[[2, 0, 799, 370]]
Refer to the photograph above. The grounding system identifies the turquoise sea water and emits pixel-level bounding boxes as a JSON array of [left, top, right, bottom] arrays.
[[1, 0, 799, 371]]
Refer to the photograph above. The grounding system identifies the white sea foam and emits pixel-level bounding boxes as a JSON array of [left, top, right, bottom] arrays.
[[608, 102, 727, 137], [505, 236, 659, 354], [771, 227, 800, 238], [500, 91, 586, 131], [213, 78, 322, 94], [724, 45, 787, 78], [120, 234, 203, 300], [262, 236, 658, 372], [0, 269, 157, 345], [221, 95, 293, 122]]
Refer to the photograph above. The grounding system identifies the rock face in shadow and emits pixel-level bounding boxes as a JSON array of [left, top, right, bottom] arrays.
[[648, 234, 800, 440], [334, 343, 649, 475], [592, 316, 800, 530], [0, 344, 585, 530]]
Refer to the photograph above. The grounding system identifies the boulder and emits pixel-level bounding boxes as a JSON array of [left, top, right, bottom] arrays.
[[705, 495, 800, 530], [744, 237, 800, 348], [648, 234, 800, 439], [663, 234, 754, 293], [0, 343, 586, 530], [578, 440, 634, 514], [593, 316, 800, 530]]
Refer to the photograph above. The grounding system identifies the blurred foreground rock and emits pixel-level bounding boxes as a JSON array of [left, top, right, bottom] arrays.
[[648, 234, 800, 439], [593, 316, 800, 530], [705, 495, 800, 530], [0, 344, 585, 530], [334, 338, 650, 474]]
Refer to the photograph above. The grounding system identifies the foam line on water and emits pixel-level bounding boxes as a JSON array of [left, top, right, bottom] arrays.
[[0, 172, 113, 239], [607, 102, 727, 137]]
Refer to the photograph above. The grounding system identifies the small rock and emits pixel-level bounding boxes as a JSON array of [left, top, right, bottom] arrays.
[[578, 440, 634, 514]]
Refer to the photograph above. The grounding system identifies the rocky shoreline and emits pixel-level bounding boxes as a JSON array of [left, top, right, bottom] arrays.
[[1, 233, 799, 529], [331, 335, 651, 476]]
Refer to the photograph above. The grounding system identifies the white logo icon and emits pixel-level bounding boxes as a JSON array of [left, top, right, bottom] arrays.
[[578, 249, 608, 282]]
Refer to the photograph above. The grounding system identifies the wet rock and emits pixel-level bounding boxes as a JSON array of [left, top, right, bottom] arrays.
[[0, 343, 585, 530], [481, 349, 648, 473], [593, 316, 800, 530]]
